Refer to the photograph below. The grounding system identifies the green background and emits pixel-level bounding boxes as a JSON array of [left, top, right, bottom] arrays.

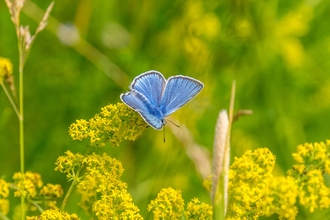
[[1, 0, 330, 219]]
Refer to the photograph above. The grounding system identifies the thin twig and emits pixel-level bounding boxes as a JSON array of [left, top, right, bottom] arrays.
[[1, 83, 20, 118]]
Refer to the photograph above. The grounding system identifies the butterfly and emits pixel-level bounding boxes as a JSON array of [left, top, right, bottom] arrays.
[[120, 70, 204, 130]]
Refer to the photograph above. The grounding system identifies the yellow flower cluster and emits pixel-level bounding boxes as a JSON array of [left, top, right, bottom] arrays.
[[148, 187, 212, 220], [257, 176, 298, 219], [40, 184, 64, 199], [55, 150, 84, 179], [81, 153, 142, 219], [227, 141, 330, 219], [13, 171, 43, 198], [289, 141, 330, 213], [0, 57, 13, 84], [291, 141, 329, 169], [11, 171, 63, 213], [227, 148, 298, 219], [56, 151, 142, 219], [229, 148, 275, 186], [148, 188, 185, 220], [69, 103, 147, 147], [186, 198, 212, 220], [0, 179, 9, 215], [26, 209, 80, 220]]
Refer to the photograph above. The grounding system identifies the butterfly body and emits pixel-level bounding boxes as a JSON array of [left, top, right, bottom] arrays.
[[120, 71, 203, 130]]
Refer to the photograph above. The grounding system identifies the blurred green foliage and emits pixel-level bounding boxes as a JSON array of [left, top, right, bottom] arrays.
[[1, 0, 330, 219]]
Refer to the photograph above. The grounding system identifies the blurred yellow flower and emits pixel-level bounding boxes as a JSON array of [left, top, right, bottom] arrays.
[[235, 19, 252, 39], [40, 183, 63, 198], [0, 199, 9, 216], [276, 5, 313, 68], [13, 171, 43, 198], [26, 209, 80, 220], [0, 57, 13, 84], [0, 179, 9, 215], [0, 179, 9, 198]]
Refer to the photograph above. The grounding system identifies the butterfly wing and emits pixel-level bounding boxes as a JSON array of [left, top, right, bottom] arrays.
[[120, 90, 164, 130], [160, 76, 204, 117], [130, 70, 166, 107]]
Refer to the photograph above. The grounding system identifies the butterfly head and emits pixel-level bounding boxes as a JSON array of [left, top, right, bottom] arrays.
[[161, 119, 167, 127]]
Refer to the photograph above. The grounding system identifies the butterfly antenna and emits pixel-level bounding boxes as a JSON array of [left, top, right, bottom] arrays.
[[167, 119, 180, 128]]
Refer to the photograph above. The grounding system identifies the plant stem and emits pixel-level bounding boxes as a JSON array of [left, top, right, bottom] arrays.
[[19, 62, 25, 220], [61, 170, 80, 211], [0, 212, 10, 220], [61, 145, 92, 210], [16, 21, 26, 219], [1, 83, 20, 118]]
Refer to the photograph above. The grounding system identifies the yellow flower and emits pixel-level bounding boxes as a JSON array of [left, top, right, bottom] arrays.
[[185, 198, 212, 220], [92, 184, 142, 219], [292, 164, 305, 174], [203, 175, 212, 193], [325, 158, 330, 174], [0, 57, 13, 84], [257, 176, 298, 219], [69, 103, 147, 147], [291, 141, 330, 174], [289, 141, 330, 213], [0, 179, 9, 198], [226, 141, 330, 219], [148, 187, 185, 220], [13, 171, 43, 198], [54, 150, 84, 177], [40, 184, 63, 198], [0, 181, 9, 215], [227, 148, 282, 219], [26, 209, 80, 220], [0, 199, 9, 216], [70, 153, 143, 219], [298, 169, 330, 212]]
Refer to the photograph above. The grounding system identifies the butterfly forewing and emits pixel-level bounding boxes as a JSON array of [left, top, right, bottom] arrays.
[[160, 76, 204, 117], [130, 71, 166, 107], [120, 91, 163, 130]]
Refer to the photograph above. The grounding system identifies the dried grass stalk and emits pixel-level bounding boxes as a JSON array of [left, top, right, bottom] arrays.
[[211, 110, 229, 203]]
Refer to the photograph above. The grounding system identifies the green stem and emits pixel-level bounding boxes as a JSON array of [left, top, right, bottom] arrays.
[[0, 212, 10, 220], [29, 200, 44, 213], [61, 145, 92, 210], [1, 83, 20, 118], [19, 58, 25, 220], [16, 18, 26, 218], [61, 169, 80, 211]]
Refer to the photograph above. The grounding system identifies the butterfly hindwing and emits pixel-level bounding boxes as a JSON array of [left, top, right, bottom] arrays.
[[120, 90, 163, 130], [160, 76, 204, 117], [130, 71, 166, 107]]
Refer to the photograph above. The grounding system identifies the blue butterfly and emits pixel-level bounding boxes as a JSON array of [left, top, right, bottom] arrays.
[[120, 70, 204, 130]]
